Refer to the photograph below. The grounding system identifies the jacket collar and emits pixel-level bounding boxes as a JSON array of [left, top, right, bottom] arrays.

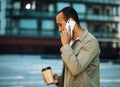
[[75, 29, 88, 42]]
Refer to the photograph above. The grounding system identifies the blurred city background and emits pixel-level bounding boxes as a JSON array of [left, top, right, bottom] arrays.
[[0, 0, 120, 87]]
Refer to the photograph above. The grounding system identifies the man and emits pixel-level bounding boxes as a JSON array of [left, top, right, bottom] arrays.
[[44, 7, 100, 87]]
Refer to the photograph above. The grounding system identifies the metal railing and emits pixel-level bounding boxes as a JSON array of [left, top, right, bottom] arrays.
[[61, 0, 120, 5], [6, 9, 56, 19], [78, 13, 120, 22], [6, 9, 120, 22]]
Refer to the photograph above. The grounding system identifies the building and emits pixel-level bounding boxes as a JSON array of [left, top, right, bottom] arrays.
[[0, 0, 6, 35], [0, 0, 120, 60]]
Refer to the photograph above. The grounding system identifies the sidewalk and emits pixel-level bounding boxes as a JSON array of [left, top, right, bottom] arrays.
[[0, 54, 120, 87]]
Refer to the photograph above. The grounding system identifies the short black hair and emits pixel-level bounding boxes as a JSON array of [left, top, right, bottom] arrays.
[[57, 7, 80, 24]]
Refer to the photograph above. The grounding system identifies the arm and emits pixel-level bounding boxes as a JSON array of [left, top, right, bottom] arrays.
[[60, 38, 100, 76]]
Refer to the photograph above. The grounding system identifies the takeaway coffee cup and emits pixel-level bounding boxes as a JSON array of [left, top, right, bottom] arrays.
[[41, 66, 54, 85]]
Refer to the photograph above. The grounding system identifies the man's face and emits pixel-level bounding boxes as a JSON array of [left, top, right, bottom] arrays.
[[56, 12, 66, 32]]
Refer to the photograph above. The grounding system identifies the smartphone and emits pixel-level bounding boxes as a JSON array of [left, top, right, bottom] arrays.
[[65, 19, 75, 37]]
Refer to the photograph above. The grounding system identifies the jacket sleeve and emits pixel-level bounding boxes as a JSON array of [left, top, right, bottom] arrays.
[[60, 38, 100, 76]]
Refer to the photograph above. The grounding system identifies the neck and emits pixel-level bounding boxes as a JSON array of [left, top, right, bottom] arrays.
[[72, 25, 84, 40]]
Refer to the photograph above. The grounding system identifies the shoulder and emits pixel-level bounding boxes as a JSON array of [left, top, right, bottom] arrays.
[[81, 29, 97, 43]]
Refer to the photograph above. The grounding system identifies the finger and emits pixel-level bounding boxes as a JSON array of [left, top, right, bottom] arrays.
[[53, 74, 58, 79], [53, 74, 59, 84], [53, 74, 57, 78], [42, 76, 46, 82], [60, 30, 65, 37], [42, 75, 48, 84], [60, 32, 63, 38], [68, 25, 71, 30], [63, 29, 68, 36], [65, 29, 70, 37], [68, 28, 71, 35]]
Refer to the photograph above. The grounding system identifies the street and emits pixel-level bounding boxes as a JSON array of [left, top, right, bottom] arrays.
[[0, 54, 120, 87]]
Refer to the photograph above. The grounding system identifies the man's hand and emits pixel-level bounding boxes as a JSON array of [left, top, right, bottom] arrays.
[[42, 74, 59, 85], [53, 74, 59, 85], [60, 28, 71, 46]]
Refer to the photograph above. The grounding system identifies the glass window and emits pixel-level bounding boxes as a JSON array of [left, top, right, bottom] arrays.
[[36, 1, 52, 12], [21, 0, 32, 10], [94, 25, 101, 32], [0, 20, 1, 31], [73, 3, 86, 13], [106, 9, 110, 16], [57, 2, 70, 12], [49, 4, 54, 12], [80, 22, 87, 28], [0, 1, 1, 11], [19, 19, 37, 29], [41, 20, 54, 30], [13, 2, 20, 10], [93, 8, 100, 15]]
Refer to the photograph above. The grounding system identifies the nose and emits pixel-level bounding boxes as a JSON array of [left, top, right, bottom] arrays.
[[59, 28, 61, 32], [59, 26, 65, 32]]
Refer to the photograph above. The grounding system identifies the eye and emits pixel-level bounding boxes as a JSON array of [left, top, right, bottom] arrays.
[[58, 24, 62, 27], [59, 24, 62, 27]]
